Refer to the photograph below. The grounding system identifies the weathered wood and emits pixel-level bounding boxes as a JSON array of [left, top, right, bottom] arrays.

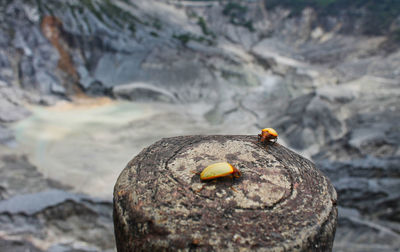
[[113, 135, 337, 251]]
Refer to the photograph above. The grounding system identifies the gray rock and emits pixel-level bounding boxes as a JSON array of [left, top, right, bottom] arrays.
[[335, 207, 400, 252], [0, 125, 15, 147], [112, 82, 177, 102], [0, 239, 43, 252], [0, 190, 83, 215], [0, 79, 8, 87], [0, 87, 31, 123], [0, 0, 398, 251], [0, 198, 115, 252], [0, 154, 71, 199], [0, 152, 115, 251]]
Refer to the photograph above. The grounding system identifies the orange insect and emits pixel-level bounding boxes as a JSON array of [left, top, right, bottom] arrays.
[[200, 162, 241, 181], [258, 128, 278, 144]]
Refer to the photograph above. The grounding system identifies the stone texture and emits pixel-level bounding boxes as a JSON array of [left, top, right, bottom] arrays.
[[113, 135, 337, 251], [0, 86, 31, 123], [0, 0, 398, 251], [0, 150, 115, 251]]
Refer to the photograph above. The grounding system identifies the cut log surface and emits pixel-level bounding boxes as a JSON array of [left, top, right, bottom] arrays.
[[113, 135, 337, 252]]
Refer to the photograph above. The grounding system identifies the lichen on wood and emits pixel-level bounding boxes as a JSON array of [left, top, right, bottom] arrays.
[[113, 135, 337, 251]]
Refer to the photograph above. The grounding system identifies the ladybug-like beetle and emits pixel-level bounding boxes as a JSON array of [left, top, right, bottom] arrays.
[[200, 162, 241, 181], [258, 128, 278, 144]]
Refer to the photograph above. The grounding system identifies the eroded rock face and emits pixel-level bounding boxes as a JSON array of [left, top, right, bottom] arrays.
[[0, 0, 399, 251], [0, 149, 115, 251], [254, 76, 400, 251], [3, 0, 397, 102], [0, 86, 31, 123]]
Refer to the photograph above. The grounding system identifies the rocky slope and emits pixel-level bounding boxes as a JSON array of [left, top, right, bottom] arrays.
[[0, 0, 399, 251]]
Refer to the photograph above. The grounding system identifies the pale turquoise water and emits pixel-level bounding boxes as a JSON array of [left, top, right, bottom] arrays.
[[11, 99, 258, 199]]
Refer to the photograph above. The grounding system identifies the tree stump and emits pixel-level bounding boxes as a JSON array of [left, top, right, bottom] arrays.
[[113, 135, 337, 251]]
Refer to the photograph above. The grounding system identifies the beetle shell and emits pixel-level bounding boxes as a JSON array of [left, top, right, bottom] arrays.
[[200, 162, 241, 181], [258, 128, 278, 143]]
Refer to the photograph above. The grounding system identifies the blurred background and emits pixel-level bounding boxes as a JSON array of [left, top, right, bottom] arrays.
[[0, 0, 399, 251]]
